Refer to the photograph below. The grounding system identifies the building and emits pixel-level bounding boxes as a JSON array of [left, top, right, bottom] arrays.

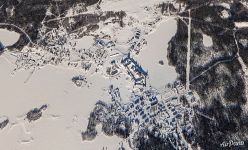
[[72, 75, 87, 87], [147, 95, 159, 115], [121, 53, 148, 86], [96, 39, 115, 48]]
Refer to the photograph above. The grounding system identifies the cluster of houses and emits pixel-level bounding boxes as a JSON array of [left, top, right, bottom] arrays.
[[119, 86, 195, 146], [152, 90, 197, 148], [83, 83, 197, 149], [128, 30, 147, 54], [121, 53, 148, 86], [95, 38, 115, 48], [108, 85, 122, 102], [105, 85, 193, 132], [106, 87, 161, 127], [80, 43, 108, 67], [72, 75, 89, 87], [106, 60, 121, 77], [124, 95, 158, 125], [81, 61, 92, 71]]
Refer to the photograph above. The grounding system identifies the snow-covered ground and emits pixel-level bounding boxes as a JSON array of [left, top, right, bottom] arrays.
[[235, 22, 248, 28], [0, 53, 130, 150], [135, 18, 178, 89], [100, 0, 173, 13], [202, 33, 213, 47], [0, 29, 20, 47]]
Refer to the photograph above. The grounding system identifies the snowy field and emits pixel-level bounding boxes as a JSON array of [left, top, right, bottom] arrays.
[[0, 53, 130, 150], [0, 29, 20, 47]]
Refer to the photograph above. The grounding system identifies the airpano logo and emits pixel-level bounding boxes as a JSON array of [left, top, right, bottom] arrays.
[[220, 140, 244, 148]]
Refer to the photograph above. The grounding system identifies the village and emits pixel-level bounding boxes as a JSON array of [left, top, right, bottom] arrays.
[[82, 81, 198, 149], [0, 0, 199, 149]]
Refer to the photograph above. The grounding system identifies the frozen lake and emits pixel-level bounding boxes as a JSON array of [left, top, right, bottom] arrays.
[[203, 33, 213, 47], [135, 18, 178, 89], [0, 53, 130, 150], [0, 28, 20, 47]]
